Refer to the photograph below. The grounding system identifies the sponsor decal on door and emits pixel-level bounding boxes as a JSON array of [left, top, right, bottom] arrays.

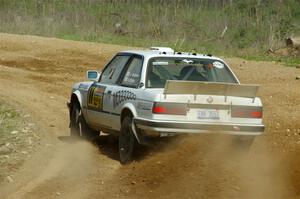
[[87, 85, 106, 111]]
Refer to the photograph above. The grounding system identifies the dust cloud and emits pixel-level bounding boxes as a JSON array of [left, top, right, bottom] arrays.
[[112, 134, 300, 199], [6, 138, 116, 199], [22, 139, 100, 198]]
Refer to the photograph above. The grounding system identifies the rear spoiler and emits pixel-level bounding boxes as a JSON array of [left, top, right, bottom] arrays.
[[164, 80, 259, 101]]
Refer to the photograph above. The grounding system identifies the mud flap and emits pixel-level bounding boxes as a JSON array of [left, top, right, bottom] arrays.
[[131, 120, 151, 145]]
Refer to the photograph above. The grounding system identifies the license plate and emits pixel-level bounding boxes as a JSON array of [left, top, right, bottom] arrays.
[[197, 110, 220, 120]]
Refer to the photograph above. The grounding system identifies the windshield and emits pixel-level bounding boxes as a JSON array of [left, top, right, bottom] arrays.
[[146, 57, 238, 88]]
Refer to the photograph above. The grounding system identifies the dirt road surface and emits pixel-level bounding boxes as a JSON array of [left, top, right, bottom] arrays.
[[0, 33, 300, 199]]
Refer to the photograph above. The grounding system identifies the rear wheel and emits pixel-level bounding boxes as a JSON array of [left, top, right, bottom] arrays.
[[119, 116, 136, 164], [70, 102, 98, 139]]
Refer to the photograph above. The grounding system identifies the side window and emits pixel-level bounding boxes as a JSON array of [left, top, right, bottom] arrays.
[[100, 55, 131, 84], [121, 57, 143, 87]]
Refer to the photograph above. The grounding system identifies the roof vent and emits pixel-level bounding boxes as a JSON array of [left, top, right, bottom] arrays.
[[150, 47, 174, 53]]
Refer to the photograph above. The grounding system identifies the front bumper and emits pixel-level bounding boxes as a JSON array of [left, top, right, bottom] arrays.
[[134, 118, 265, 136]]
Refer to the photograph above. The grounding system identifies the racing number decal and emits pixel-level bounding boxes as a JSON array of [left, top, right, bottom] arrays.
[[87, 85, 106, 111]]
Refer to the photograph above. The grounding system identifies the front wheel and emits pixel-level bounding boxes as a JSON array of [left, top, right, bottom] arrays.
[[119, 116, 136, 164], [70, 102, 98, 139]]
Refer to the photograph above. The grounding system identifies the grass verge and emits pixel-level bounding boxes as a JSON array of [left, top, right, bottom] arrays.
[[0, 102, 21, 146], [0, 101, 38, 183], [240, 54, 300, 67]]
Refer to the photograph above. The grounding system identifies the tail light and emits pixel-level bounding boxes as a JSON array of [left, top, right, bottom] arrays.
[[231, 106, 263, 118], [152, 102, 187, 115]]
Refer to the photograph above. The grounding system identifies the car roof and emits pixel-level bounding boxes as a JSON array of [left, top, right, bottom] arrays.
[[119, 49, 223, 61]]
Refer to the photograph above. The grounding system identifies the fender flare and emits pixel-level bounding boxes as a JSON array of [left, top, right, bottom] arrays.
[[68, 90, 83, 119], [71, 90, 83, 108], [121, 102, 138, 119]]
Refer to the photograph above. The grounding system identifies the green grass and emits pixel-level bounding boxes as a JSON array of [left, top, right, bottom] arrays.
[[241, 54, 300, 67], [0, 102, 21, 144], [0, 101, 32, 182]]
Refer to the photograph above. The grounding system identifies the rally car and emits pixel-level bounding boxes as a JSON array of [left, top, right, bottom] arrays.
[[68, 47, 265, 164]]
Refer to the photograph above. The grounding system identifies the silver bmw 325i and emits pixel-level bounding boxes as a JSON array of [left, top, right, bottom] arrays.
[[68, 47, 265, 164]]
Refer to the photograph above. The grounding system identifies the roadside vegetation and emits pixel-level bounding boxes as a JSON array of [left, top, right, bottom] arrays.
[[0, 102, 21, 181], [0, 101, 37, 183], [0, 0, 300, 65], [0, 102, 21, 147]]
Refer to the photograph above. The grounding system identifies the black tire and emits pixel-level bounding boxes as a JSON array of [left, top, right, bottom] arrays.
[[70, 102, 98, 139], [119, 116, 136, 164], [233, 136, 255, 152]]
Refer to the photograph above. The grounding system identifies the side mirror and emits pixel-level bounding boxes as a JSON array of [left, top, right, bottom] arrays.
[[86, 70, 101, 82]]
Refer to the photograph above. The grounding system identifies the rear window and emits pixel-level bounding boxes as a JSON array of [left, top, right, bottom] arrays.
[[146, 57, 238, 88]]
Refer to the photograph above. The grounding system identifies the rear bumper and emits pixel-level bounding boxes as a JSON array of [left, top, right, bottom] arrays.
[[134, 118, 265, 136]]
